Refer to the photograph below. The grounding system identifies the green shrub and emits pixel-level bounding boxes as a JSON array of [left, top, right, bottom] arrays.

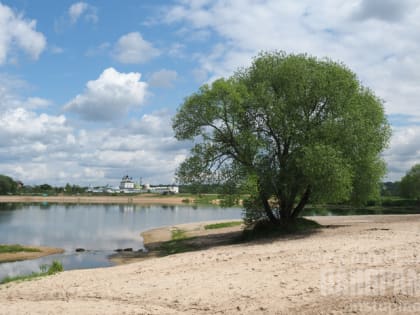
[[1, 260, 63, 284]]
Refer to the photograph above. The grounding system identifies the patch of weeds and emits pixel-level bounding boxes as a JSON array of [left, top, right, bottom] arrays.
[[171, 228, 187, 240], [157, 228, 198, 256], [1, 260, 63, 284], [0, 244, 40, 253], [204, 221, 243, 230], [158, 239, 199, 256]]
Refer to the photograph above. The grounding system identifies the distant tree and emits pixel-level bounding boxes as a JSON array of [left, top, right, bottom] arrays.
[[0, 175, 17, 195], [173, 51, 391, 224], [39, 184, 53, 191], [400, 164, 420, 199], [381, 181, 400, 197]]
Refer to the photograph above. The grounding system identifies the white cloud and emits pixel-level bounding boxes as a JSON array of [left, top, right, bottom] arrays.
[[148, 69, 178, 88], [113, 32, 160, 64], [64, 67, 148, 121], [0, 108, 68, 142], [0, 106, 189, 186], [68, 2, 97, 24], [0, 74, 52, 110], [352, 0, 415, 22], [164, 0, 420, 120], [383, 125, 420, 181], [0, 3, 46, 64]]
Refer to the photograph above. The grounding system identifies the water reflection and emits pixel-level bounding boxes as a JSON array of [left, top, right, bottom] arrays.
[[0, 203, 242, 279]]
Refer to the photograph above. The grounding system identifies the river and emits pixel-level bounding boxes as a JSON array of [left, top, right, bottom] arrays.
[[0, 203, 242, 280]]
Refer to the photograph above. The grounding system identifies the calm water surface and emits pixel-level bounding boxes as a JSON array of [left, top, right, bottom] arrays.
[[0, 203, 242, 279]]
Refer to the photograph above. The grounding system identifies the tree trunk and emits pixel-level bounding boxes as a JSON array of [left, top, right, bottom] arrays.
[[260, 193, 278, 223], [291, 185, 311, 218]]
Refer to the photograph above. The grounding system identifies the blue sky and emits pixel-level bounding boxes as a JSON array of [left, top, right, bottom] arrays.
[[0, 0, 419, 186]]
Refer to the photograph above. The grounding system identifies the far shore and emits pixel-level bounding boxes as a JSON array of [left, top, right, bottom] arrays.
[[0, 246, 64, 263], [0, 194, 191, 205]]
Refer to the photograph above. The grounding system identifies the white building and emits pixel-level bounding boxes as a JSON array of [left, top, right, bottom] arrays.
[[119, 175, 135, 190]]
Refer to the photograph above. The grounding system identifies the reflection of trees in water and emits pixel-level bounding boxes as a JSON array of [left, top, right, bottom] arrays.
[[39, 202, 51, 210], [161, 205, 176, 211], [0, 203, 24, 211]]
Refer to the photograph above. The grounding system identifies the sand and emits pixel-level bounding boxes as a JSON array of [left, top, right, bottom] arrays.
[[1, 215, 420, 314], [0, 246, 64, 263], [0, 194, 190, 205]]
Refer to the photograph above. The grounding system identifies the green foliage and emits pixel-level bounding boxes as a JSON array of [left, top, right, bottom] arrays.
[[64, 183, 86, 195], [204, 221, 242, 230], [171, 228, 187, 240], [0, 175, 17, 195], [0, 244, 41, 253], [46, 260, 64, 274], [400, 164, 420, 199], [381, 182, 400, 197], [173, 51, 390, 224], [1, 260, 63, 284]]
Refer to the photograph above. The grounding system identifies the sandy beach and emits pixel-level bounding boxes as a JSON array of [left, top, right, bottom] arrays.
[[1, 215, 419, 314], [0, 194, 190, 205]]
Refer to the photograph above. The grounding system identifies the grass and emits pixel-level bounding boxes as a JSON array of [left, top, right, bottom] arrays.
[[157, 228, 198, 256], [171, 228, 187, 240], [158, 239, 199, 256], [1, 260, 63, 284], [0, 244, 41, 254], [204, 221, 243, 230]]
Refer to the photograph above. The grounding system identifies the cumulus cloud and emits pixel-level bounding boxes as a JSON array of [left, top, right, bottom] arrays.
[[148, 69, 178, 88], [68, 2, 97, 24], [0, 108, 69, 144], [78, 113, 189, 185], [0, 103, 189, 185], [113, 32, 160, 64], [64, 67, 148, 121], [0, 3, 46, 64]]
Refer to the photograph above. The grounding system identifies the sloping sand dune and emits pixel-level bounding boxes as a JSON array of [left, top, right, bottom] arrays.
[[1, 215, 419, 314]]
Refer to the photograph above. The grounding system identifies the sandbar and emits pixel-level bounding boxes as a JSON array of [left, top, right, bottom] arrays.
[[0, 246, 64, 263]]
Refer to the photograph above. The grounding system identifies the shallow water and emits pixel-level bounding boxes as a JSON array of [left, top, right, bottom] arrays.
[[0, 203, 242, 279]]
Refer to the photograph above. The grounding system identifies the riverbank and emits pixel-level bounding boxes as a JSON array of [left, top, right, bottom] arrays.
[[1, 215, 420, 314], [0, 246, 64, 263], [0, 194, 190, 205], [109, 219, 244, 264]]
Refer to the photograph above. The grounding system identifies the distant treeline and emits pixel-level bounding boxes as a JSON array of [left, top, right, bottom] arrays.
[[0, 175, 86, 196]]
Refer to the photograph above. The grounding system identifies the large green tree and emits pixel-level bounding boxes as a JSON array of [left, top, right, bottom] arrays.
[[0, 175, 17, 195], [173, 51, 390, 224], [400, 164, 420, 199]]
